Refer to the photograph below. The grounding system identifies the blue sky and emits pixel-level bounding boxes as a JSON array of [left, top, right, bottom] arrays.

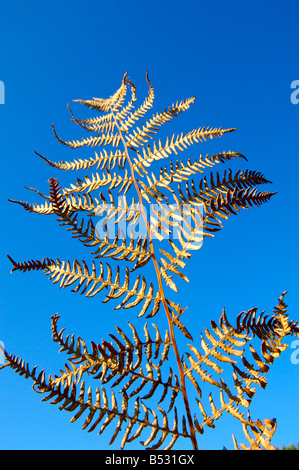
[[0, 0, 298, 450]]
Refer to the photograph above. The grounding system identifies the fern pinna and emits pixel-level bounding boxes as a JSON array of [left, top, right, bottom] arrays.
[[2, 72, 298, 450]]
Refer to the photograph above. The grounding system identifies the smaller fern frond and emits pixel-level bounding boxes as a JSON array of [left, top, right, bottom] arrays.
[[138, 150, 246, 193], [47, 178, 152, 270], [73, 72, 128, 113], [51, 124, 122, 150], [61, 169, 133, 196], [8, 198, 54, 215], [184, 292, 299, 434], [152, 171, 276, 288], [232, 414, 277, 450], [3, 349, 184, 449], [120, 71, 155, 131], [1, 314, 189, 450], [132, 127, 237, 173], [50, 314, 173, 388], [124, 97, 196, 148], [7, 255, 161, 318], [183, 293, 298, 437], [50, 73, 129, 148], [70, 73, 137, 134], [34, 148, 127, 172]]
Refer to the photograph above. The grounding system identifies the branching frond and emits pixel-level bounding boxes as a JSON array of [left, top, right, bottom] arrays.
[[232, 415, 277, 450], [138, 150, 246, 191], [50, 315, 178, 411], [184, 292, 298, 437], [149, 170, 275, 290], [124, 97, 196, 147], [1, 316, 188, 450], [69, 73, 137, 133], [132, 127, 237, 174], [48, 178, 152, 270], [7, 255, 161, 318], [34, 149, 127, 172], [4, 72, 293, 451], [8, 197, 54, 215], [72, 72, 129, 113], [52, 125, 122, 150], [120, 71, 155, 131], [61, 169, 133, 196]]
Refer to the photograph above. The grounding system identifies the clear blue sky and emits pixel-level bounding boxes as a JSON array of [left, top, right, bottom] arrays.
[[0, 0, 298, 450]]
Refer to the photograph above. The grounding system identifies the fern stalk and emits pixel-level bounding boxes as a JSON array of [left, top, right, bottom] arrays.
[[111, 109, 199, 450]]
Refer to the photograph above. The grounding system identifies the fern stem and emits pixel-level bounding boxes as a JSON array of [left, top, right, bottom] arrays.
[[111, 111, 198, 450]]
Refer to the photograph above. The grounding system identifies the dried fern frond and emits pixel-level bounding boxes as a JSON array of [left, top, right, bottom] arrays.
[[60, 169, 133, 196], [1, 315, 188, 450], [132, 127, 237, 175], [73, 73, 129, 113], [5, 72, 296, 451], [8, 197, 54, 215], [120, 71, 155, 131], [124, 97, 196, 148], [138, 151, 246, 193], [184, 292, 298, 437], [7, 255, 161, 318], [47, 178, 152, 270], [34, 148, 127, 172], [232, 415, 277, 450], [152, 178, 276, 291], [4, 351, 184, 449], [50, 314, 179, 412]]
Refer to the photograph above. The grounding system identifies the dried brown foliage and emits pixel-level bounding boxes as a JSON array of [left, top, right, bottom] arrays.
[[2, 73, 298, 450]]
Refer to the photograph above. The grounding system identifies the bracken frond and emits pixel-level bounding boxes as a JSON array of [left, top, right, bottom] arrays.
[[183, 292, 298, 437], [5, 72, 295, 451], [120, 71, 155, 131], [132, 127, 237, 174], [124, 97, 196, 147], [72, 72, 129, 113], [47, 178, 152, 270], [1, 315, 188, 450], [232, 415, 277, 450], [151, 175, 276, 289], [61, 169, 133, 196], [7, 256, 161, 318], [34, 148, 127, 172], [138, 150, 246, 191]]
